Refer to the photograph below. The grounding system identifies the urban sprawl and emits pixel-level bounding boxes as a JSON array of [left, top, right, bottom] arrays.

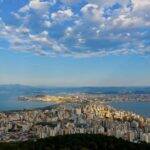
[[0, 94, 150, 143]]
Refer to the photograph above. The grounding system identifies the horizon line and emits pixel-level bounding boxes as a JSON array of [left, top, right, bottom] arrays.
[[0, 84, 150, 88]]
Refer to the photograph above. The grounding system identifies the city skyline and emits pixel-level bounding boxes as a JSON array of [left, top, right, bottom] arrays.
[[0, 0, 150, 86]]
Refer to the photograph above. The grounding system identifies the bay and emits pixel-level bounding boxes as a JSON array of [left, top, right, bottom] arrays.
[[0, 85, 150, 117], [0, 94, 51, 111], [110, 102, 150, 118]]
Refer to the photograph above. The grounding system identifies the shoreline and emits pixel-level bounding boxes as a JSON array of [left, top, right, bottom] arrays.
[[0, 100, 150, 119]]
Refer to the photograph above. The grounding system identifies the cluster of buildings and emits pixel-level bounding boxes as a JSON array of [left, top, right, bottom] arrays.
[[92, 94, 150, 102], [0, 100, 150, 143], [18, 94, 150, 103]]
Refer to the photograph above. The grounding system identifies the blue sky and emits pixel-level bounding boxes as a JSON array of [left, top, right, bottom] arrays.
[[0, 0, 150, 86]]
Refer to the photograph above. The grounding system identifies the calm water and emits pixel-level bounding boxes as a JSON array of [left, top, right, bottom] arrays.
[[110, 102, 150, 118], [0, 95, 51, 111]]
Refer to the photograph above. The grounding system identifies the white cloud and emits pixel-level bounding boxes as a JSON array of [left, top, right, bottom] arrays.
[[51, 9, 73, 21], [112, 15, 143, 28], [78, 38, 85, 44], [42, 14, 50, 20], [0, 18, 68, 56], [16, 27, 30, 34], [19, 0, 51, 13], [29, 32, 68, 53], [86, 0, 150, 28], [132, 0, 150, 11], [19, 5, 30, 13], [81, 4, 103, 22], [29, 0, 50, 10], [64, 27, 73, 36], [43, 20, 52, 28], [88, 0, 130, 7], [0, 0, 150, 58], [11, 12, 21, 19]]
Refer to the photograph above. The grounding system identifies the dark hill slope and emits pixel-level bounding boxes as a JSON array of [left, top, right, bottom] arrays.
[[0, 134, 150, 150]]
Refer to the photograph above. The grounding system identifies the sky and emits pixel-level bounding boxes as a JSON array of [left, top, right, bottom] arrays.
[[0, 0, 150, 86]]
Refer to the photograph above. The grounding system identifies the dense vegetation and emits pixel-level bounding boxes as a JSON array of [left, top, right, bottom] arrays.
[[0, 134, 150, 150]]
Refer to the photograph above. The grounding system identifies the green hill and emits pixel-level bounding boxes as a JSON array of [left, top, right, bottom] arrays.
[[0, 134, 150, 150]]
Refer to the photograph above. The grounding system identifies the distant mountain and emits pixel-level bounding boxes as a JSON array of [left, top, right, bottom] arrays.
[[0, 134, 149, 150], [0, 84, 32, 90], [0, 84, 150, 95]]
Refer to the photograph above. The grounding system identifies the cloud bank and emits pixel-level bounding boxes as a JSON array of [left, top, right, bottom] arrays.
[[0, 0, 150, 57]]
